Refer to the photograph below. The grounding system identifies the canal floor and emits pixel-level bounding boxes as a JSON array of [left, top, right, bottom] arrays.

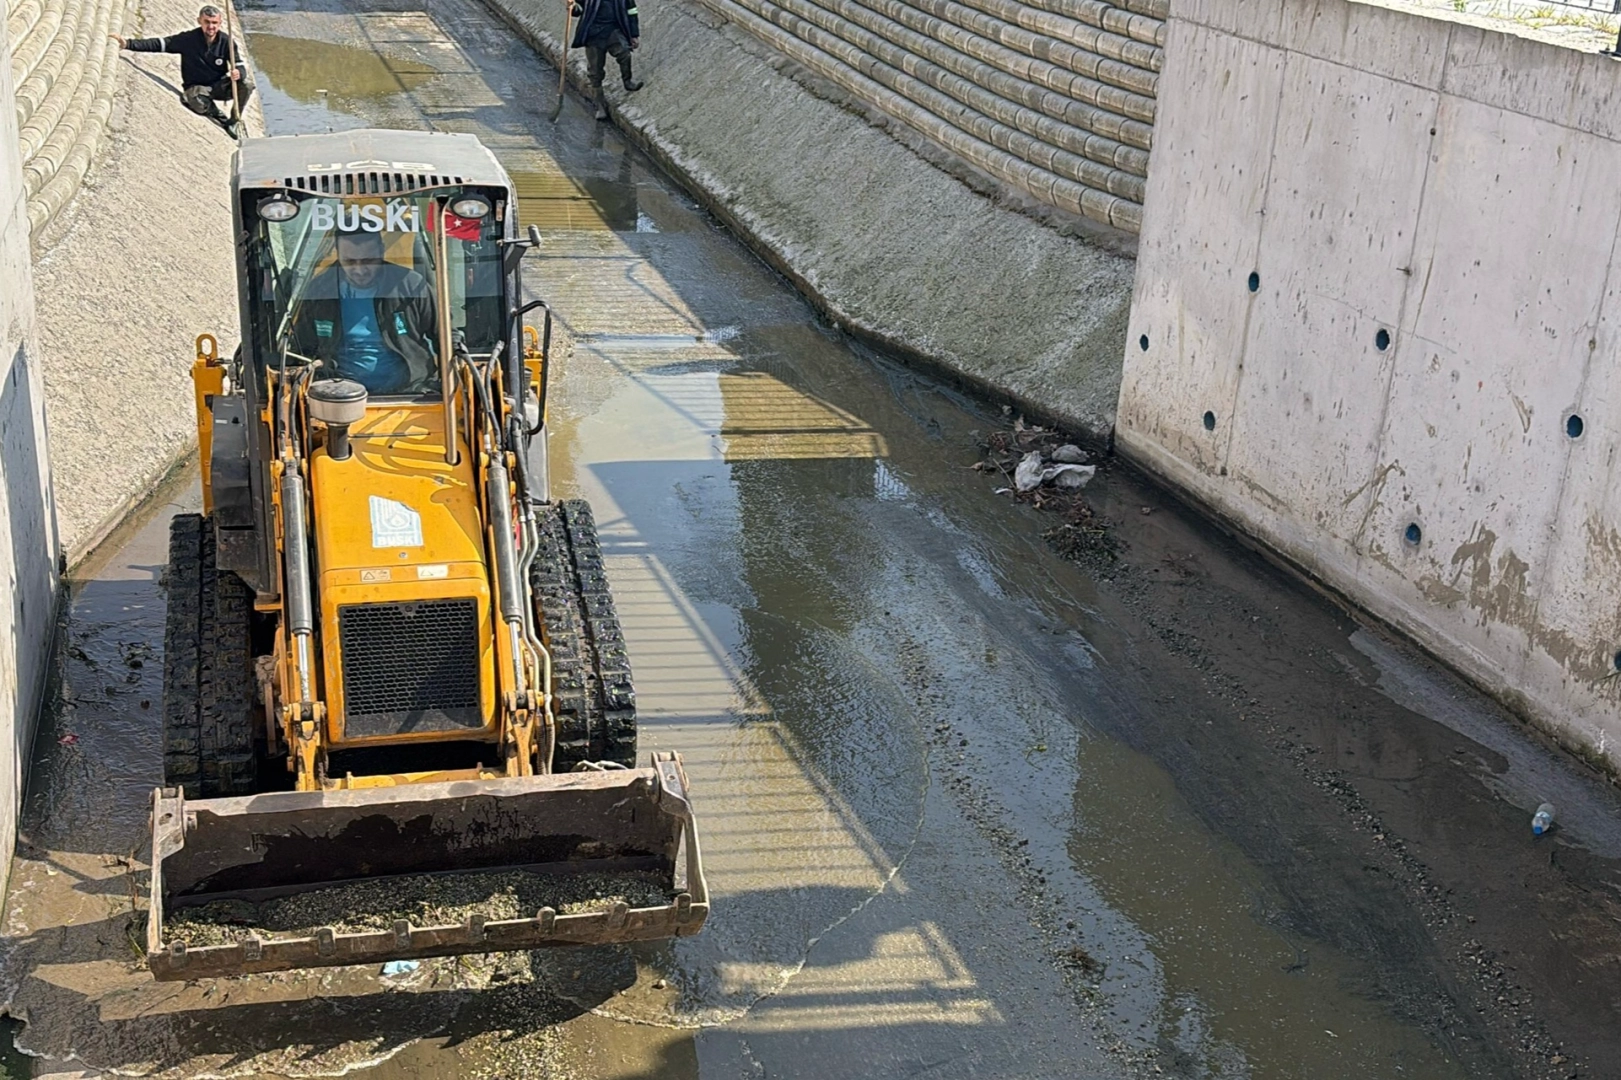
[[4, 0, 1621, 1075]]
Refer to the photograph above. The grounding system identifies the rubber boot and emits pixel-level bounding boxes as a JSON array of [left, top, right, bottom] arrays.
[[210, 106, 241, 140], [593, 88, 610, 121], [620, 56, 644, 92]]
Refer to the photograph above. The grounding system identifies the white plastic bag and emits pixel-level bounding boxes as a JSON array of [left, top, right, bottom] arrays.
[[1014, 451, 1096, 492]]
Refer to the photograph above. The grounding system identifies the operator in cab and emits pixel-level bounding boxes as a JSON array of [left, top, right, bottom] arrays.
[[290, 228, 438, 394]]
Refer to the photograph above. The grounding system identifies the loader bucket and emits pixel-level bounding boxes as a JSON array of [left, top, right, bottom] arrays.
[[145, 752, 707, 980]]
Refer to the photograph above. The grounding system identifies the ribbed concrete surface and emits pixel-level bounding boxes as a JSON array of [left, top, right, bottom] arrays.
[[689, 0, 1162, 230], [486, 0, 1136, 439], [5, 0, 129, 239]]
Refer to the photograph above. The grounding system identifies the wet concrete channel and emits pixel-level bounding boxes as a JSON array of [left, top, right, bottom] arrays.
[[4, 0, 1621, 1075]]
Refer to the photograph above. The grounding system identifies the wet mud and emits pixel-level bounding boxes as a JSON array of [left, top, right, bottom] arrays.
[[4, 0, 1621, 1074]]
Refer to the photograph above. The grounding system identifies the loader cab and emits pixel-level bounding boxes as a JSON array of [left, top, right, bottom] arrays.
[[241, 186, 509, 397], [213, 133, 540, 603]]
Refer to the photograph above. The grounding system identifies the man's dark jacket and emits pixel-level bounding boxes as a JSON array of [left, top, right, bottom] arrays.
[[125, 28, 246, 89], [289, 263, 439, 393], [571, 0, 638, 47]]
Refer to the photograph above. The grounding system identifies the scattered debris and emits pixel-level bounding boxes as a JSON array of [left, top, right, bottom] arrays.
[[57, 733, 78, 746], [380, 960, 419, 976], [1051, 444, 1089, 464], [977, 423, 1118, 561], [1058, 944, 1104, 977], [1045, 500, 1118, 560]]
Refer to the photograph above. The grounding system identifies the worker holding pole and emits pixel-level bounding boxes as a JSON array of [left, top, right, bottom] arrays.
[[570, 0, 643, 121], [111, 4, 252, 140]]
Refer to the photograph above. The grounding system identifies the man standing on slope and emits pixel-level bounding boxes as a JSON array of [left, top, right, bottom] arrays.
[[571, 0, 643, 121], [111, 5, 253, 139]]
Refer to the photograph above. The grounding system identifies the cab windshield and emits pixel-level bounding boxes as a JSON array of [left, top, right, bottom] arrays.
[[244, 188, 506, 398]]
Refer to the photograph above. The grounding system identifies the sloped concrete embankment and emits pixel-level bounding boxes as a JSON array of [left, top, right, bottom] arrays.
[[26, 0, 263, 560], [656, 0, 1167, 232], [484, 0, 1137, 439], [1121, 0, 1621, 768]]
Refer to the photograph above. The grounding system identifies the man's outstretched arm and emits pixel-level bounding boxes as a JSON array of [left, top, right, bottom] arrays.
[[110, 33, 171, 51]]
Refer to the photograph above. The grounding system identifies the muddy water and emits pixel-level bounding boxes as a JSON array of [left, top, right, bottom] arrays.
[[6, 0, 1621, 1075]]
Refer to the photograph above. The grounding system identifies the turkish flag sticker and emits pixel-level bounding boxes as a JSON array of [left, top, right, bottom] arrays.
[[428, 210, 483, 241]]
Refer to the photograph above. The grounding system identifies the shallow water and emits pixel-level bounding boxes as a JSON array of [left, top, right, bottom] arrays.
[[6, 0, 1621, 1075]]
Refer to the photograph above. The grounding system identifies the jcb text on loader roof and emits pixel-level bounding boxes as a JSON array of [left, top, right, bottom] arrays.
[[145, 129, 707, 980]]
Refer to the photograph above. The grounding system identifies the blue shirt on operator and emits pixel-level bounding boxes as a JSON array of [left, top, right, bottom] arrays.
[[338, 280, 410, 393]]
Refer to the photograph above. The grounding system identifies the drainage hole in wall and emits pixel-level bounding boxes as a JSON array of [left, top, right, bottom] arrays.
[[1248, 271, 1260, 292], [1375, 328, 1391, 351], [1567, 414, 1585, 439], [1139, 334, 1149, 352], [1404, 523, 1422, 546], [1202, 410, 1216, 431]]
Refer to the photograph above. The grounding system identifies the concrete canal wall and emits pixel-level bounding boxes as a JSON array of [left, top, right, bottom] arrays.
[[1120, 0, 1621, 765], [509, 0, 1170, 232], [484, 0, 1140, 439], [0, 11, 61, 897], [664, 0, 1166, 233], [7, 0, 260, 560]]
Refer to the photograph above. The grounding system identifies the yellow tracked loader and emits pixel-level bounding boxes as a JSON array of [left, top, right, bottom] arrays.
[[145, 129, 707, 980]]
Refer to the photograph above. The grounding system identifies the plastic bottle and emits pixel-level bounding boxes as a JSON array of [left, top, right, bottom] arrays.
[[1531, 803, 1556, 836]]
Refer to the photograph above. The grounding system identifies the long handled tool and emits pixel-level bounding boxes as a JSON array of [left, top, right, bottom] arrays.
[[225, 0, 243, 137], [548, 2, 572, 122]]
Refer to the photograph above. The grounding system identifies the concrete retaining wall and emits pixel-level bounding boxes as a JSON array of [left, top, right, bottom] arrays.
[[1120, 0, 1621, 765], [486, 0, 1137, 437], [5, 0, 129, 241], [0, 10, 61, 899]]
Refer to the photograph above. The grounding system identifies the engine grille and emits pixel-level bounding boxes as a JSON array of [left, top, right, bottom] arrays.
[[286, 172, 465, 195], [338, 599, 484, 738]]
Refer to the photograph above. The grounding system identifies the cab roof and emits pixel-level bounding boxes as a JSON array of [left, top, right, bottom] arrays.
[[234, 130, 511, 192]]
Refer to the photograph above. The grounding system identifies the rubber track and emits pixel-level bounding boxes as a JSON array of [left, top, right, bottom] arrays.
[[563, 500, 637, 765], [198, 528, 258, 794], [162, 514, 258, 796], [162, 515, 204, 795], [532, 504, 592, 765], [531, 500, 637, 768]]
